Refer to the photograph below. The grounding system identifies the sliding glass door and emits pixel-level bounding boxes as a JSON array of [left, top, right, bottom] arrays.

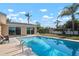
[[27, 27, 30, 34], [9, 27, 16, 35], [16, 27, 21, 35], [27, 27, 35, 34], [9, 27, 21, 35]]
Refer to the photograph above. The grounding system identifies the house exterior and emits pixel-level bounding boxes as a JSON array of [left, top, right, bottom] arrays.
[[0, 12, 37, 36]]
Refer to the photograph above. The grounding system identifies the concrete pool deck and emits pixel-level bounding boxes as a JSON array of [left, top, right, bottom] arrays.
[[0, 36, 36, 56]]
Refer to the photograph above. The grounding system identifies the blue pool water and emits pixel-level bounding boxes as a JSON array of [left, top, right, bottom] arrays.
[[20, 36, 79, 56]]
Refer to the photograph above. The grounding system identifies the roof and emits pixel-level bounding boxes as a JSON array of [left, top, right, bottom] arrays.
[[0, 12, 6, 16], [8, 22, 36, 26]]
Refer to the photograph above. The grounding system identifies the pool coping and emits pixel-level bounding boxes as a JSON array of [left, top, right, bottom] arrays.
[[16, 35, 79, 43], [37, 35, 79, 43]]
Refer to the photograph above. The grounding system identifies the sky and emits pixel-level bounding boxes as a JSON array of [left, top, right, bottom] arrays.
[[0, 3, 74, 28]]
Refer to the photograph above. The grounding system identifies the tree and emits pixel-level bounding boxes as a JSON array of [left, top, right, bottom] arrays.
[[7, 18, 11, 23], [36, 22, 41, 32], [63, 19, 79, 31], [36, 22, 41, 28], [58, 3, 79, 35], [54, 19, 61, 29], [25, 12, 32, 24], [35, 22, 50, 33]]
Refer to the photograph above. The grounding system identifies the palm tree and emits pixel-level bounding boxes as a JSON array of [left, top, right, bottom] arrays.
[[55, 19, 61, 29], [25, 12, 32, 24], [58, 3, 79, 35]]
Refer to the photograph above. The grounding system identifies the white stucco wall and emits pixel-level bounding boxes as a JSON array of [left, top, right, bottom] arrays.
[[8, 23, 37, 35], [0, 14, 6, 24]]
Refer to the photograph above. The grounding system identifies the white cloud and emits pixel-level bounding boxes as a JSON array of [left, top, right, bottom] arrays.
[[57, 16, 71, 25], [10, 17, 18, 22], [62, 16, 71, 21], [40, 9, 47, 12], [9, 13, 19, 16], [18, 18, 24, 23], [11, 17, 17, 20], [18, 18, 29, 23], [30, 20, 37, 24], [11, 17, 26, 23], [43, 15, 53, 20], [7, 13, 19, 22], [19, 11, 26, 14], [7, 13, 19, 19], [8, 9, 14, 12], [7, 15, 11, 19]]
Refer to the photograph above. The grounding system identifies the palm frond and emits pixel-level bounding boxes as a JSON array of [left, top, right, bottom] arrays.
[[25, 13, 29, 16], [75, 12, 79, 15], [58, 3, 79, 18], [58, 9, 71, 17]]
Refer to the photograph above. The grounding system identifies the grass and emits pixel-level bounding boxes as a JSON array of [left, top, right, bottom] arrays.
[[40, 34, 79, 40]]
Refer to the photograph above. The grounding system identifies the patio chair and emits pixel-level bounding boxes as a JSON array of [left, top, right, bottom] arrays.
[[3, 36, 9, 43], [0, 35, 9, 44], [0, 36, 4, 44]]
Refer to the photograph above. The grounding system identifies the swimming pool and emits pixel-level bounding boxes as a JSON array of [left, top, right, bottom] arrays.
[[20, 36, 79, 56]]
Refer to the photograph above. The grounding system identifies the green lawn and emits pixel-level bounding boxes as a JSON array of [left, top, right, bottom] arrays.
[[40, 34, 79, 40]]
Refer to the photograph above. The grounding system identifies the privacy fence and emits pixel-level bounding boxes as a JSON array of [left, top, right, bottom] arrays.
[[50, 31, 79, 35]]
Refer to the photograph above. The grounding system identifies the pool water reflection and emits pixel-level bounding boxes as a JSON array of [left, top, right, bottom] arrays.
[[20, 36, 79, 56]]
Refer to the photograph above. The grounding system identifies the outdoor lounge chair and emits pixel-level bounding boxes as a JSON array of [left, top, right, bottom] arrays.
[[3, 36, 9, 43], [0, 40, 3, 44], [0, 37, 4, 44], [0, 35, 9, 44]]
